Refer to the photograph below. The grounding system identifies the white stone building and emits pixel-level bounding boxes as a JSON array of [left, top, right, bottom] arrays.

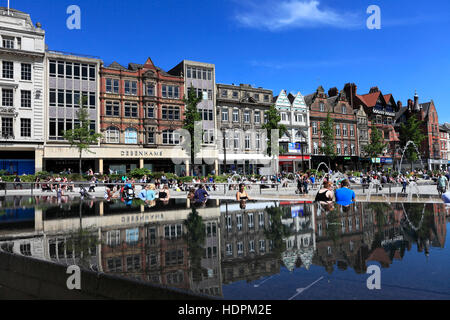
[[0, 7, 45, 174], [274, 90, 311, 172]]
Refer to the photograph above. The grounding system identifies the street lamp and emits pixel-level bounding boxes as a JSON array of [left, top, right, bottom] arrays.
[[222, 128, 227, 174]]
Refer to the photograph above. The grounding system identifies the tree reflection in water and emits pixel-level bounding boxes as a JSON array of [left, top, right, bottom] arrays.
[[264, 206, 291, 259], [183, 208, 207, 283]]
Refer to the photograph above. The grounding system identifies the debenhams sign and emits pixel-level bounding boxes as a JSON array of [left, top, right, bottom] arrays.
[[121, 150, 164, 157]]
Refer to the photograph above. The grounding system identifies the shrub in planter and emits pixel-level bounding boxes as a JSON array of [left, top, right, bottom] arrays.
[[68, 173, 85, 181], [179, 176, 194, 183], [36, 171, 50, 178], [129, 168, 152, 178], [151, 172, 165, 180], [0, 175, 14, 182], [165, 173, 178, 180], [21, 175, 37, 183], [213, 175, 228, 183]]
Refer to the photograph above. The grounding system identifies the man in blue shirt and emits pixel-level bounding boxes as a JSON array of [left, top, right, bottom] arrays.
[[335, 179, 356, 206], [194, 185, 209, 204]]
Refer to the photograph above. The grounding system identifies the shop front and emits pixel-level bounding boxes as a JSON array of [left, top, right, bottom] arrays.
[[279, 155, 311, 173], [43, 146, 191, 176], [219, 153, 272, 175], [0, 146, 44, 175], [0, 150, 36, 175]]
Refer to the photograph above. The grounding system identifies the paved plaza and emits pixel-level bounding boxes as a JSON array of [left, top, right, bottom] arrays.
[[1, 180, 445, 203]]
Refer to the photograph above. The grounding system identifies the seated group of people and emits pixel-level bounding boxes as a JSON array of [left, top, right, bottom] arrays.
[[315, 179, 356, 207]]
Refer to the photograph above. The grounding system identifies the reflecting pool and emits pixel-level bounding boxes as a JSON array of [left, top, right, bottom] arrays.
[[1, 196, 449, 300]]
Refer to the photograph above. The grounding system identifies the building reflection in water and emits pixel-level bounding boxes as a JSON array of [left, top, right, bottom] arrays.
[[0, 196, 448, 298]]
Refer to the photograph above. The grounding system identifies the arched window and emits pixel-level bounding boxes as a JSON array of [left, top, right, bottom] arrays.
[[125, 128, 138, 144], [342, 105, 346, 114], [105, 126, 120, 143]]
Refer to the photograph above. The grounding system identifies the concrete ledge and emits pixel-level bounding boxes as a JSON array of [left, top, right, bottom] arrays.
[[0, 251, 213, 300]]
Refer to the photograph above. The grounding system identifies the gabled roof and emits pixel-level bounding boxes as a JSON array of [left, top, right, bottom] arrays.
[[128, 63, 143, 71], [383, 94, 393, 103], [303, 93, 315, 107], [327, 95, 339, 107], [395, 106, 408, 122], [356, 91, 382, 107], [287, 93, 296, 104], [107, 61, 127, 71], [419, 102, 432, 116]]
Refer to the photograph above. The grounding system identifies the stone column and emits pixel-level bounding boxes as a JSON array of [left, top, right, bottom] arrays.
[[99, 158, 104, 175], [185, 160, 190, 176], [139, 159, 144, 169], [99, 201, 104, 216], [35, 148, 44, 173], [214, 159, 219, 175]]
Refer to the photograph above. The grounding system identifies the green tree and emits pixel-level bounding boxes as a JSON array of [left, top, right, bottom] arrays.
[[182, 85, 202, 175], [364, 125, 387, 170], [319, 112, 337, 169], [262, 104, 287, 156], [399, 115, 426, 171], [63, 96, 102, 175], [183, 208, 206, 283]]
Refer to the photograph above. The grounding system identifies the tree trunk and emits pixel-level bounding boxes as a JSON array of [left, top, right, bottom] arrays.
[[79, 149, 83, 175]]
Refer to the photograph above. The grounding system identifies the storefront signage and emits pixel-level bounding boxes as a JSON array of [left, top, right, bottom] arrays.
[[120, 150, 163, 157], [288, 143, 302, 153], [371, 158, 380, 163], [344, 157, 352, 160], [373, 109, 396, 117], [279, 155, 311, 160]]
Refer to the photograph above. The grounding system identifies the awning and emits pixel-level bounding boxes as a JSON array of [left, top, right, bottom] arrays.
[[218, 153, 272, 161], [279, 155, 311, 161]]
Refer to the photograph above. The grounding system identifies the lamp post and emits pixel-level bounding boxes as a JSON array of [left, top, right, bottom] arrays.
[[222, 128, 227, 174]]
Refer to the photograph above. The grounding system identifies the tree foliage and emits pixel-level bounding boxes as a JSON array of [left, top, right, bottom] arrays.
[[399, 115, 426, 164], [262, 104, 287, 156], [182, 85, 202, 174], [63, 96, 102, 174], [319, 112, 337, 168], [364, 124, 387, 158]]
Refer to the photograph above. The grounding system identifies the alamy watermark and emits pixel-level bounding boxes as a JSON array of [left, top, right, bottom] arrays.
[[66, 5, 81, 30], [366, 265, 381, 290], [367, 5, 381, 30], [66, 265, 81, 290]]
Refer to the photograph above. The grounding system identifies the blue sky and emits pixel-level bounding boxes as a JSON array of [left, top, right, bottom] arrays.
[[10, 0, 450, 121]]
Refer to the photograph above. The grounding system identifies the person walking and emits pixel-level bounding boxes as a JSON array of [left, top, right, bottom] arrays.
[[401, 176, 408, 193], [437, 174, 448, 196]]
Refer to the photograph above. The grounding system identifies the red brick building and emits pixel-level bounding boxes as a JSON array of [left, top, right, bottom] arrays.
[[344, 83, 400, 168], [99, 58, 186, 174], [396, 92, 443, 170], [305, 86, 360, 171]]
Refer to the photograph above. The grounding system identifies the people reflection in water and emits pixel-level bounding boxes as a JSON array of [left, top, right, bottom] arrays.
[[194, 185, 209, 205], [236, 184, 251, 202], [159, 184, 170, 202], [239, 200, 247, 210]]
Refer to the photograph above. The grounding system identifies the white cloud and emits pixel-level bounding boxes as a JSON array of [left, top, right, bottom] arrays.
[[235, 0, 361, 31]]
